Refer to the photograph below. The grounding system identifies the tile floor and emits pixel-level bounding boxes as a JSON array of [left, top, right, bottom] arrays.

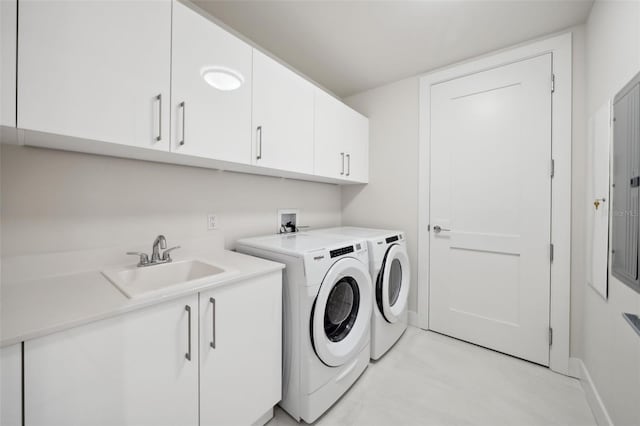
[[268, 327, 596, 425]]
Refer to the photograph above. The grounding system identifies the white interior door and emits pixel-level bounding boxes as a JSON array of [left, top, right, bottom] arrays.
[[429, 54, 552, 366]]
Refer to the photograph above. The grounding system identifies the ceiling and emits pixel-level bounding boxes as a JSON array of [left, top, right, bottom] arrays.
[[195, 1, 594, 97]]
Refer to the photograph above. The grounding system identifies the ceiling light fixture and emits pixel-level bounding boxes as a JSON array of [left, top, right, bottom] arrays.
[[201, 66, 244, 91]]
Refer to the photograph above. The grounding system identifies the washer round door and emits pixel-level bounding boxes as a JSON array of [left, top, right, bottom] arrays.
[[376, 244, 410, 323], [311, 257, 372, 367]]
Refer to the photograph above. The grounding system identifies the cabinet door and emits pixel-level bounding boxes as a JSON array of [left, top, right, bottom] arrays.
[[18, 0, 171, 150], [1, 344, 21, 426], [25, 295, 199, 426], [314, 90, 349, 179], [171, 2, 252, 163], [199, 272, 282, 425], [252, 50, 314, 174], [345, 110, 369, 183], [0, 0, 16, 127], [314, 89, 369, 182]]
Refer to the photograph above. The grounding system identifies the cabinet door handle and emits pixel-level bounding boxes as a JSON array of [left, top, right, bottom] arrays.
[[155, 94, 162, 142], [340, 152, 345, 175], [210, 297, 216, 349], [179, 101, 186, 146], [185, 305, 192, 361], [346, 154, 351, 176], [256, 126, 262, 160]]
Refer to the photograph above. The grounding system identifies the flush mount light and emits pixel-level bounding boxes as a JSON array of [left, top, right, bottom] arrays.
[[200, 66, 244, 91]]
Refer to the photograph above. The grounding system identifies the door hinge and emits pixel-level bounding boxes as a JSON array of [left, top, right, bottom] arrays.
[[549, 327, 553, 346], [550, 159, 555, 178], [550, 243, 554, 262], [551, 74, 555, 93]]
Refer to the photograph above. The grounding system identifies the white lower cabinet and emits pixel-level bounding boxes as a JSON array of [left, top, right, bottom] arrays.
[[24, 294, 199, 426], [22, 273, 282, 426], [199, 272, 282, 425], [1, 344, 22, 426]]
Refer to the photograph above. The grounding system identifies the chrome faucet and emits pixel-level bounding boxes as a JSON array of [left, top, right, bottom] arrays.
[[127, 235, 180, 267], [151, 235, 167, 262]]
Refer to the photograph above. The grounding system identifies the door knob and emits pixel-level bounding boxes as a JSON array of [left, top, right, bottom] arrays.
[[433, 225, 451, 234]]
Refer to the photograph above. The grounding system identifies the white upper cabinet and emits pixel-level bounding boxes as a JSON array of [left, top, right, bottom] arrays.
[[0, 0, 16, 127], [314, 89, 369, 183], [345, 111, 369, 183], [17, 0, 171, 150], [11, 0, 368, 184], [252, 50, 314, 174], [314, 90, 344, 179], [171, 2, 252, 163], [1, 344, 21, 426]]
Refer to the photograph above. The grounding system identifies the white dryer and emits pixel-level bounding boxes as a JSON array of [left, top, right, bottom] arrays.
[[309, 227, 410, 360], [236, 233, 372, 423]]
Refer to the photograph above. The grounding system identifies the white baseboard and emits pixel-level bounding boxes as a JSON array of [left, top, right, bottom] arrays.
[[572, 358, 613, 426], [252, 407, 274, 426], [408, 310, 419, 327], [568, 357, 581, 379]]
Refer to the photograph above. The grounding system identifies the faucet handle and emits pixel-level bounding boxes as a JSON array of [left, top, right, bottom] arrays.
[[162, 246, 181, 262], [127, 252, 150, 267]]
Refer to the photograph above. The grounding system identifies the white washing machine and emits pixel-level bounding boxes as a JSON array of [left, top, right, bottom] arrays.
[[309, 227, 410, 360], [236, 233, 372, 423]]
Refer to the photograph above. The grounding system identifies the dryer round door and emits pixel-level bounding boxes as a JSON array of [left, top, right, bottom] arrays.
[[376, 244, 410, 323], [311, 257, 372, 367]]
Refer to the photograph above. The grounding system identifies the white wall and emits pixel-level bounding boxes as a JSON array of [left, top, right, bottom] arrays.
[[343, 77, 420, 314], [582, 1, 640, 424], [0, 144, 342, 256]]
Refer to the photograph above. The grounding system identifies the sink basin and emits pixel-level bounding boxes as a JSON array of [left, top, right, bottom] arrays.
[[103, 259, 228, 299]]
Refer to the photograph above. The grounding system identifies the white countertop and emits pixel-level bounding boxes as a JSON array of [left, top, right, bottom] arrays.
[[1, 240, 284, 348]]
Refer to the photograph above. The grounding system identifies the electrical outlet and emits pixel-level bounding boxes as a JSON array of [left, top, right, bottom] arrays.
[[207, 214, 217, 230]]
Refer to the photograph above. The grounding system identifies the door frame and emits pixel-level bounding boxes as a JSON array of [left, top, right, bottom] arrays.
[[417, 33, 572, 375]]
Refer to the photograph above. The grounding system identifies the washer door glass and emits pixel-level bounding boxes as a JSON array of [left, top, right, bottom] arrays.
[[324, 277, 360, 342], [312, 257, 372, 367], [376, 244, 410, 323], [388, 259, 402, 306]]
